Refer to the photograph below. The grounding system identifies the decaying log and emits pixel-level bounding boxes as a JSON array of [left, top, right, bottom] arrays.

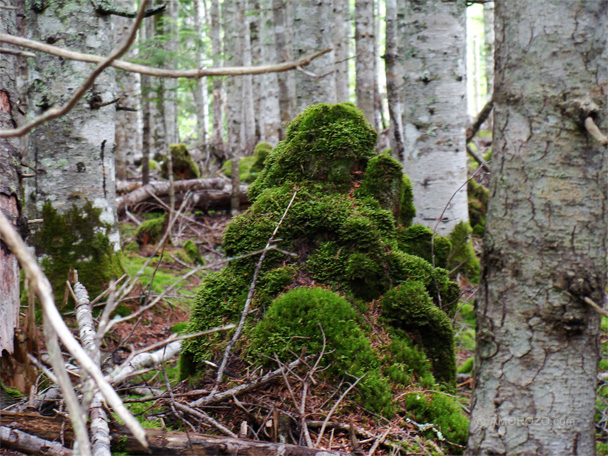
[[116, 178, 249, 213], [1, 411, 348, 456]]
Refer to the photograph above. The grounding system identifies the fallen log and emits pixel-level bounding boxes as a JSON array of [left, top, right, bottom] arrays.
[[116, 178, 249, 214], [1, 411, 348, 456]]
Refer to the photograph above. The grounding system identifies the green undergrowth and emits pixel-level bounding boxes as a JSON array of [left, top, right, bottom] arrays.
[[180, 103, 470, 451], [222, 141, 273, 183]]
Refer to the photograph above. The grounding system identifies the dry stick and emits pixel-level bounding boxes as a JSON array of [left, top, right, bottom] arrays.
[[174, 402, 238, 438], [0, 0, 149, 138], [314, 375, 365, 447], [367, 427, 392, 456], [0, 210, 148, 449], [0, 33, 330, 79], [210, 190, 299, 395], [1, 426, 73, 456], [73, 282, 111, 456], [466, 98, 493, 144], [584, 116, 608, 146], [301, 325, 327, 448]]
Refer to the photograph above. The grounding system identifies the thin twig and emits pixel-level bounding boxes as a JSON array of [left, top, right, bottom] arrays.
[[584, 117, 608, 146]]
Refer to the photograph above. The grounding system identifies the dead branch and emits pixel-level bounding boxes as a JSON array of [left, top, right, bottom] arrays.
[[0, 33, 330, 79], [1, 425, 72, 456], [0, 0, 150, 138], [466, 98, 493, 143]]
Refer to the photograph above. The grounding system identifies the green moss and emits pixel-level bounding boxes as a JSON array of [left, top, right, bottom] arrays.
[[221, 155, 256, 183], [250, 142, 272, 177], [380, 281, 456, 385], [32, 201, 124, 302], [135, 215, 166, 247], [384, 332, 436, 388], [468, 179, 489, 237], [403, 392, 469, 449], [457, 357, 474, 374], [447, 221, 480, 282], [396, 225, 452, 269], [183, 239, 204, 265], [250, 287, 394, 414], [356, 152, 416, 227], [249, 103, 378, 201], [124, 241, 139, 254], [161, 143, 201, 180]]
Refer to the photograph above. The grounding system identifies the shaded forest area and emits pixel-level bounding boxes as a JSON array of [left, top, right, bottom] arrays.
[[2, 1, 608, 456]]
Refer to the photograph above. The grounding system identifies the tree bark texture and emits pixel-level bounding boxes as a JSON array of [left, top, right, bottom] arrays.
[[25, 0, 119, 246], [333, 0, 350, 103], [272, 0, 295, 134], [293, 0, 336, 113], [483, 1, 494, 102], [258, 0, 281, 145], [390, 0, 468, 235], [355, 0, 375, 126], [210, 0, 226, 160], [0, 0, 21, 358], [467, 1, 608, 455]]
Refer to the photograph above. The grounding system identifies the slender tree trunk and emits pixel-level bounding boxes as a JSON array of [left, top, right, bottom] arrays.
[[163, 0, 179, 146], [333, 0, 350, 103], [210, 0, 225, 161], [293, 0, 337, 112], [355, 0, 375, 126], [114, 3, 143, 181], [258, 0, 281, 145], [241, 0, 257, 155], [272, 0, 295, 134], [384, 0, 404, 160], [467, 1, 608, 454], [193, 0, 209, 146], [390, 0, 468, 234], [483, 1, 494, 102]]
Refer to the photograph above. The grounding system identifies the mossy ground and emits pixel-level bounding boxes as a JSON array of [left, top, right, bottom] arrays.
[[181, 103, 469, 450]]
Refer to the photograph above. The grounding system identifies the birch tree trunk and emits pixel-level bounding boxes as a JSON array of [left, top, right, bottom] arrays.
[[258, 0, 281, 145], [163, 0, 180, 146], [25, 0, 120, 247], [483, 1, 494, 101], [293, 0, 336, 112], [0, 0, 21, 360], [355, 0, 375, 126], [210, 0, 226, 161], [384, 0, 405, 161], [466, 1, 608, 454], [333, 0, 350, 103], [193, 0, 209, 146], [272, 0, 295, 134], [389, 0, 468, 234], [114, 5, 143, 181]]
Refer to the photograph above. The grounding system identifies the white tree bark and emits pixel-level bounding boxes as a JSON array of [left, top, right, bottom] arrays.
[[163, 0, 180, 146], [293, 0, 336, 112], [210, 0, 226, 159], [483, 1, 494, 102], [258, 0, 281, 145], [272, 0, 295, 134], [467, 1, 608, 454], [333, 0, 350, 103], [384, 0, 405, 161], [389, 0, 468, 234], [355, 0, 375, 126], [114, 7, 143, 180], [193, 0, 209, 145], [25, 0, 120, 247]]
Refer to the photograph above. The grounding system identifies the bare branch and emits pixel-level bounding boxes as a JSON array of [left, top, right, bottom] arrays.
[[0, 46, 35, 57], [0, 32, 331, 79]]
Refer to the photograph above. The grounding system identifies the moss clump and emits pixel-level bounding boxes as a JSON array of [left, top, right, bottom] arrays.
[[468, 179, 488, 237], [182, 103, 460, 422], [249, 103, 378, 201], [447, 221, 480, 282], [396, 225, 452, 269], [135, 215, 166, 247], [356, 152, 416, 227], [250, 287, 394, 414], [250, 142, 272, 177], [403, 392, 469, 450], [32, 201, 124, 302], [380, 281, 456, 385], [183, 239, 204, 265], [161, 144, 200, 180]]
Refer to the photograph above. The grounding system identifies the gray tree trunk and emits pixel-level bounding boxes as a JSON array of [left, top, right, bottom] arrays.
[[293, 0, 336, 113], [193, 0, 209, 146], [163, 0, 180, 146], [272, 0, 295, 134], [0, 0, 21, 357], [258, 0, 281, 145], [483, 1, 494, 101], [333, 0, 350, 103], [210, 0, 226, 160], [384, 0, 404, 159], [25, 0, 119, 247], [355, 0, 375, 126], [466, 1, 608, 454], [389, 0, 468, 235], [114, 7, 143, 180]]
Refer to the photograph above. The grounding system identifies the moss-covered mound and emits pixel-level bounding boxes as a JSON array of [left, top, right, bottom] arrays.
[[161, 144, 200, 180], [221, 142, 274, 184], [182, 103, 463, 427], [33, 201, 124, 303]]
